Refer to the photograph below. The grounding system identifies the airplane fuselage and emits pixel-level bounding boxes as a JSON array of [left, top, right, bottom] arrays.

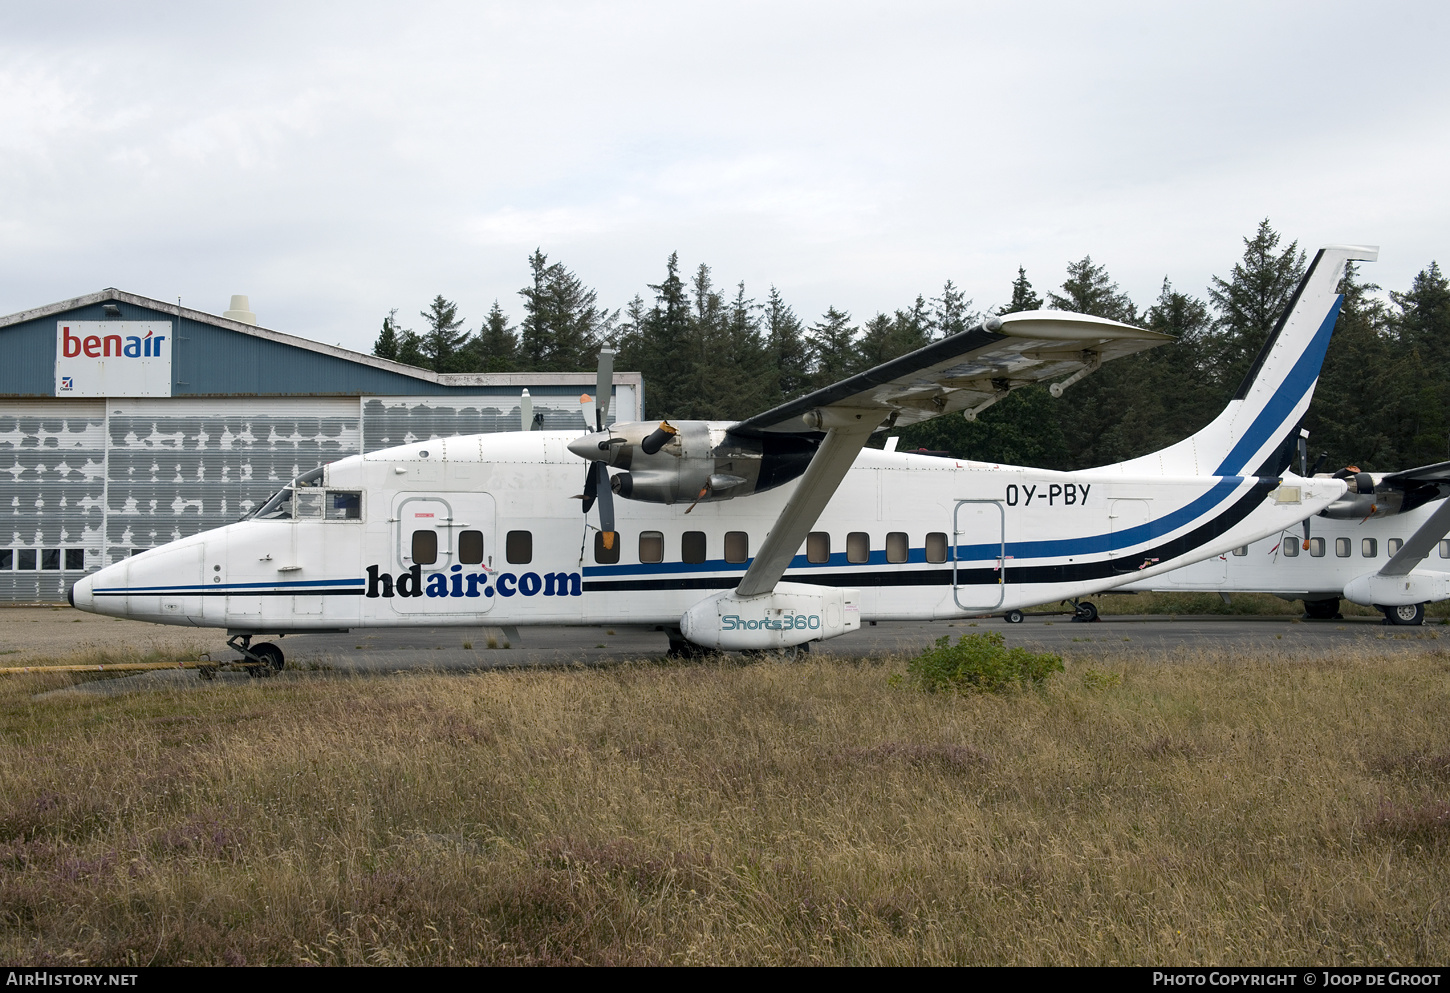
[[71, 429, 1344, 636]]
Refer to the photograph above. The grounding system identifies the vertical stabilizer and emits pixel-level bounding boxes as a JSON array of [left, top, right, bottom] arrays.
[[1117, 244, 1378, 477]]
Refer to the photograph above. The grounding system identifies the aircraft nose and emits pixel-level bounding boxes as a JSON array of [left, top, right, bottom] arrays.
[[568, 432, 608, 461], [69, 571, 95, 612]]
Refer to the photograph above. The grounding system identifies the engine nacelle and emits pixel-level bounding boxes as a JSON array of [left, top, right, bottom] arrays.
[[679, 583, 861, 650], [1317, 470, 1406, 519], [1344, 570, 1450, 607], [568, 420, 817, 506]]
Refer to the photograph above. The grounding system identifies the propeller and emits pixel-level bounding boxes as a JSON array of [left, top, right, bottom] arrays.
[[575, 348, 618, 549], [520, 389, 534, 432]]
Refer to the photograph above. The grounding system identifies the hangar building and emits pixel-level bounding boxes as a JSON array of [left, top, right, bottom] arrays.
[[0, 289, 641, 603]]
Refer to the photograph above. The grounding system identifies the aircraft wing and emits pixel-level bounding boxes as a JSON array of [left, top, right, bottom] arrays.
[[732, 310, 1169, 435], [733, 311, 1169, 597], [1379, 460, 1450, 512]]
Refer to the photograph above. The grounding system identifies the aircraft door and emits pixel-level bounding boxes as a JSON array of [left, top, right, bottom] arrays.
[[1109, 499, 1154, 572], [953, 499, 1006, 611], [392, 493, 496, 615]]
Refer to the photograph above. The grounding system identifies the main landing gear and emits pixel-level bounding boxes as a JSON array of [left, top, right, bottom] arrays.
[[1379, 602, 1426, 626], [1000, 600, 1097, 624], [1302, 597, 1342, 621]]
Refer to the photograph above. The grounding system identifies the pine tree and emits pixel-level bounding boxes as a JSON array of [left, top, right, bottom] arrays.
[[1206, 219, 1305, 392], [764, 285, 810, 406], [856, 314, 898, 370], [373, 308, 424, 367], [998, 267, 1043, 314], [372, 309, 402, 361], [806, 307, 859, 389], [617, 253, 693, 418], [419, 295, 468, 373], [1085, 279, 1217, 463], [1045, 256, 1139, 467], [1048, 256, 1137, 322], [518, 249, 616, 372], [462, 300, 518, 373], [931, 280, 975, 338], [1306, 262, 1397, 469]]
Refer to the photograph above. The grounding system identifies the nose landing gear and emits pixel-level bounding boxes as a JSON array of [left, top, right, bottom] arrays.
[[224, 634, 286, 678]]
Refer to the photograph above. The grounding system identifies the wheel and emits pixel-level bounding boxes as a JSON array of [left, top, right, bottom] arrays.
[[1004, 609, 1024, 624], [250, 642, 285, 672], [1381, 603, 1425, 626], [1302, 597, 1341, 620], [1072, 601, 1098, 623]]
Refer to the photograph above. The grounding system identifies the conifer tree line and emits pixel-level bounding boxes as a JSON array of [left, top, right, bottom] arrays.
[[373, 220, 1450, 473]]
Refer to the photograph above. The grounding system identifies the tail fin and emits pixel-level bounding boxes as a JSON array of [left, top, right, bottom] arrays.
[[1121, 244, 1378, 477]]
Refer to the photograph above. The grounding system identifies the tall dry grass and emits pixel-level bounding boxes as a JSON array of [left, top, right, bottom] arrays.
[[2, 646, 1449, 965]]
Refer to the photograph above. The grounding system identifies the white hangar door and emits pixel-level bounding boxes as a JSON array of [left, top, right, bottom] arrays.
[[391, 492, 497, 616]]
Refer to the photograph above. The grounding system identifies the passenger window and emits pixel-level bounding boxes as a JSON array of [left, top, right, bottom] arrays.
[[295, 491, 325, 519], [682, 531, 706, 564], [1309, 537, 1325, 557], [328, 491, 362, 519], [1335, 537, 1351, 557], [17, 549, 35, 570], [724, 531, 749, 564], [594, 531, 620, 564], [1441, 539, 1450, 559], [1233, 546, 1248, 557], [806, 531, 830, 564], [639, 531, 664, 564], [0, 550, 11, 569], [41, 550, 60, 570], [411, 530, 438, 565], [458, 530, 484, 565], [1362, 538, 1377, 557], [1283, 538, 1299, 557], [506, 530, 533, 564], [886, 532, 909, 564], [925, 532, 948, 563], [65, 549, 84, 570], [1389, 538, 1403, 556], [847, 532, 871, 564]]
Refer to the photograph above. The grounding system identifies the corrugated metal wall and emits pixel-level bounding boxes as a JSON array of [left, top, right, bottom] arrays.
[[0, 402, 106, 602], [0, 393, 606, 602]]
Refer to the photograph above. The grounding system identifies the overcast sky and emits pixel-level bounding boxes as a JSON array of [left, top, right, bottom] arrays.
[[2, 1, 1446, 354]]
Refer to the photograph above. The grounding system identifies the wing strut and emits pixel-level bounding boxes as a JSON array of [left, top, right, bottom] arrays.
[[1380, 498, 1450, 577], [735, 412, 883, 598]]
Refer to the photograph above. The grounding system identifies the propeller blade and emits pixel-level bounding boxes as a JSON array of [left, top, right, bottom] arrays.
[[581, 461, 597, 513], [520, 389, 534, 432], [595, 348, 615, 432], [595, 462, 616, 545], [580, 393, 595, 432]]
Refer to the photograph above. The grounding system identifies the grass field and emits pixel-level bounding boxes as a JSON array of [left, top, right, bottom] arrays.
[[2, 645, 1449, 966]]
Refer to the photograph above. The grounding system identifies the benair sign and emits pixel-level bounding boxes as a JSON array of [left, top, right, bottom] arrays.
[[55, 322, 173, 397]]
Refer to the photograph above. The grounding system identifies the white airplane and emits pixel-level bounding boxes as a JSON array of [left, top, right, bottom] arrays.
[[68, 245, 1374, 668], [1118, 448, 1450, 625]]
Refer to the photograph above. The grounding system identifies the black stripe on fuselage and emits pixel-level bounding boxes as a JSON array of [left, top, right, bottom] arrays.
[[582, 477, 1279, 593]]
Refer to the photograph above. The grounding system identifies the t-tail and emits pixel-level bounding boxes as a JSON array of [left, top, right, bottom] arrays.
[[1118, 244, 1378, 478]]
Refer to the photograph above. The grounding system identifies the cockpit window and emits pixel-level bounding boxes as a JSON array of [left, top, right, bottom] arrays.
[[248, 466, 327, 521], [296, 491, 325, 519], [329, 492, 362, 520], [253, 488, 295, 520]]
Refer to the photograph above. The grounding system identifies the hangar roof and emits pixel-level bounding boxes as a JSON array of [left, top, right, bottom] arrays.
[[0, 288, 640, 399]]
